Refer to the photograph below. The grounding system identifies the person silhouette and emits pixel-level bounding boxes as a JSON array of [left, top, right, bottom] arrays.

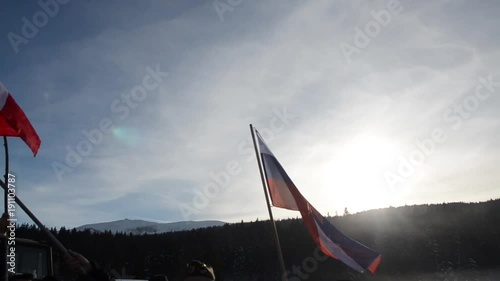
[[184, 260, 215, 281]]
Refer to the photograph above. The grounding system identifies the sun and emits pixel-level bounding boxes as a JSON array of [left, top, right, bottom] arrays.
[[320, 134, 401, 213]]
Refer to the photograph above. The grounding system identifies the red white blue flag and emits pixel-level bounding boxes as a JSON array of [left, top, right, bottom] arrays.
[[257, 131, 381, 274]]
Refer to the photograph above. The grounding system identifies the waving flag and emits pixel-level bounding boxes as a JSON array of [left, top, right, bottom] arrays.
[[0, 83, 41, 156], [256, 131, 381, 274]]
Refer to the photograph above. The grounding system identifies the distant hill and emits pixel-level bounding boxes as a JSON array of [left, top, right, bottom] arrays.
[[76, 219, 226, 234], [16, 199, 500, 280]]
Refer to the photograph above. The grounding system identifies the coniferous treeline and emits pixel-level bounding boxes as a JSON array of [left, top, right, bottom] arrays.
[[15, 199, 500, 281]]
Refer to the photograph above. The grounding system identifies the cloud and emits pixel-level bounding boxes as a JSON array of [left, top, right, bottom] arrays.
[[3, 0, 499, 228]]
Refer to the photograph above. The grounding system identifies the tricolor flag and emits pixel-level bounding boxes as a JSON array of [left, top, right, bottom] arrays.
[[0, 82, 41, 156], [257, 131, 381, 274]]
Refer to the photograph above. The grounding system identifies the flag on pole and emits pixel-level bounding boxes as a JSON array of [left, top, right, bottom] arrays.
[[256, 131, 382, 274], [0, 83, 41, 156]]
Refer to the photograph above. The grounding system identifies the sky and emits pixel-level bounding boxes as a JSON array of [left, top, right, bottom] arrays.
[[0, 0, 499, 228]]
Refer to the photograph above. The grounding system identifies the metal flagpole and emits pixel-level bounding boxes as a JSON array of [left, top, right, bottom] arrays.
[[3, 137, 9, 281], [1, 136, 72, 255], [0, 140, 86, 276], [4, 137, 8, 213], [0, 179, 69, 256], [249, 124, 288, 281]]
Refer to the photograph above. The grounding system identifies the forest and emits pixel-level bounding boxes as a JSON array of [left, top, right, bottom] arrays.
[[15, 199, 500, 281]]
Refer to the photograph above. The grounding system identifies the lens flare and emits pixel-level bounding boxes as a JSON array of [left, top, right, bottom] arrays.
[[112, 127, 141, 147]]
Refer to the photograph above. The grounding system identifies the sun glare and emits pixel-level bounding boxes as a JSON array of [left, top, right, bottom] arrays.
[[322, 135, 401, 213]]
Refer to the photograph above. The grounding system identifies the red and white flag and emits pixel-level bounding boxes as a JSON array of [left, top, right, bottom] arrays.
[[0, 82, 41, 156]]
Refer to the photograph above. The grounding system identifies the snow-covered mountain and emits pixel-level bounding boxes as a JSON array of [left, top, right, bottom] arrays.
[[76, 219, 226, 234]]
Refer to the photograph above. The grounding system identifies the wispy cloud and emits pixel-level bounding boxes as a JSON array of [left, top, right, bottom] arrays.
[[1, 0, 499, 228]]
